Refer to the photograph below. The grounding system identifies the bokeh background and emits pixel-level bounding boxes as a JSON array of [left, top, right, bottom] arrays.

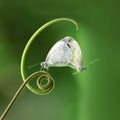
[[0, 0, 120, 120]]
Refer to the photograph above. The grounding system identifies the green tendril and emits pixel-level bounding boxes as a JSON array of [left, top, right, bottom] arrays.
[[21, 18, 78, 95]]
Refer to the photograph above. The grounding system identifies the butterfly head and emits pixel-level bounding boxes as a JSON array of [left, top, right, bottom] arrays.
[[79, 65, 87, 71], [79, 59, 99, 72], [41, 61, 49, 70]]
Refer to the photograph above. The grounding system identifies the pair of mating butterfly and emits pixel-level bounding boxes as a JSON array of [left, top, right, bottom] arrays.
[[39, 36, 98, 72]]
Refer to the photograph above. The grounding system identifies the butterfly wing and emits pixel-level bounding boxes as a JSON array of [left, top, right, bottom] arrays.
[[42, 36, 83, 71], [45, 39, 72, 67], [67, 38, 83, 71]]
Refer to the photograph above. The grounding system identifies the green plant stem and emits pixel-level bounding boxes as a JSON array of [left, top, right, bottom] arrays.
[[0, 71, 42, 120]]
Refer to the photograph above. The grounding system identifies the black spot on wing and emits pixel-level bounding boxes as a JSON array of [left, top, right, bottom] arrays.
[[67, 43, 71, 48]]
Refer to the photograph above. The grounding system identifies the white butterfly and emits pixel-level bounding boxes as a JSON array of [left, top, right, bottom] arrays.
[[41, 36, 86, 72]]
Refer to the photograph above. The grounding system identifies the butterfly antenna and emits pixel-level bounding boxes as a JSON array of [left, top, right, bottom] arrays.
[[84, 59, 99, 68], [28, 63, 40, 69]]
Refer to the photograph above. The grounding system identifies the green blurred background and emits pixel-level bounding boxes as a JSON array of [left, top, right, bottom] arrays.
[[0, 0, 120, 120]]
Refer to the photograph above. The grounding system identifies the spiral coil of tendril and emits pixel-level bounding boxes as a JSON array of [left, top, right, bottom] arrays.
[[23, 71, 55, 95]]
